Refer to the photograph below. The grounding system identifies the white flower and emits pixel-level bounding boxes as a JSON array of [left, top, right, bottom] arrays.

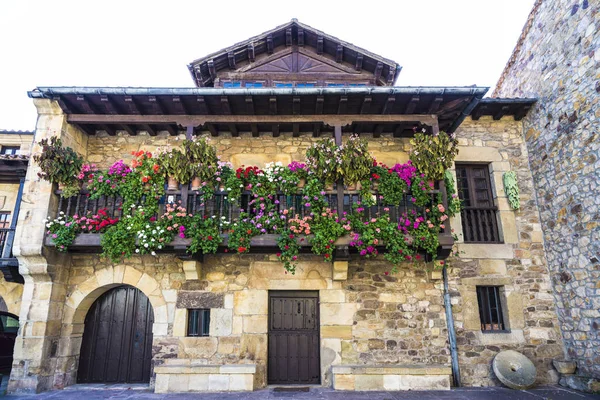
[[158, 245, 162, 249], [46, 223, 52, 228], [135, 249, 140, 253], [144, 243, 148, 248], [151, 251, 157, 256], [59, 211, 64, 215], [60, 221, 65, 225]]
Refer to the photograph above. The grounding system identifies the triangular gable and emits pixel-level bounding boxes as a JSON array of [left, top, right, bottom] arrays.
[[188, 19, 401, 87]]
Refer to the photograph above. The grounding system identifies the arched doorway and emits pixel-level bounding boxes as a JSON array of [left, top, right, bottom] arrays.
[[77, 285, 154, 384]]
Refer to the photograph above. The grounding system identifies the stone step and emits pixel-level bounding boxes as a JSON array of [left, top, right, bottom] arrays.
[[332, 364, 452, 391]]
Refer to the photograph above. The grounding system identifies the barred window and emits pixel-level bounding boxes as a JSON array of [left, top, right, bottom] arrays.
[[476, 286, 507, 332], [187, 309, 210, 337]]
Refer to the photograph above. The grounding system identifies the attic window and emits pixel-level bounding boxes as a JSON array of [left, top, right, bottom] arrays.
[[349, 83, 367, 87], [296, 83, 315, 88], [245, 82, 263, 88], [326, 83, 345, 87], [223, 81, 242, 88], [274, 82, 293, 88]]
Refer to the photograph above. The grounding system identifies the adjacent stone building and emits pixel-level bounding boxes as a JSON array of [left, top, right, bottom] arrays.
[[495, 0, 600, 380], [0, 14, 578, 394]]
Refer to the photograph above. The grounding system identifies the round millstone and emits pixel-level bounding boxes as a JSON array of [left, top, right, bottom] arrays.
[[493, 350, 537, 389]]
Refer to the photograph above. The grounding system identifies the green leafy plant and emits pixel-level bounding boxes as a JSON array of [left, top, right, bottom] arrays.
[[158, 147, 191, 184], [305, 138, 343, 185], [184, 137, 219, 185], [444, 170, 462, 217], [188, 214, 222, 255], [341, 135, 373, 186], [310, 208, 345, 261], [277, 214, 312, 274], [409, 131, 459, 181], [503, 171, 520, 209], [34, 136, 84, 193], [43, 212, 77, 252]]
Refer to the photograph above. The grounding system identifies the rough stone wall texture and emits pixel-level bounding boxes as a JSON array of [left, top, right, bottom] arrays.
[[449, 118, 563, 386], [495, 0, 600, 378]]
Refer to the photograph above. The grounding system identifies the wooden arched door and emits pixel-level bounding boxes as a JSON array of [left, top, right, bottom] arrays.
[[77, 285, 154, 383]]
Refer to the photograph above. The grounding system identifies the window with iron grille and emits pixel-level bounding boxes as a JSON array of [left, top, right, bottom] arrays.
[[476, 286, 507, 332], [456, 164, 501, 243], [0, 146, 20, 155], [187, 309, 210, 337]]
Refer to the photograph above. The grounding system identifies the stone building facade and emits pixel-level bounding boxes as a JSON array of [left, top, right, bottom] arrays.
[[1, 17, 572, 394], [495, 0, 600, 379]]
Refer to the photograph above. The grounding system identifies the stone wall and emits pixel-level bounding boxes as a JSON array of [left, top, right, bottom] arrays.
[[495, 0, 600, 379], [448, 117, 563, 386], [86, 131, 410, 169], [0, 273, 23, 315]]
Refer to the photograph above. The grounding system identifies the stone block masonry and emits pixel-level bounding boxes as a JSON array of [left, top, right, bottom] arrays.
[[495, 0, 600, 379]]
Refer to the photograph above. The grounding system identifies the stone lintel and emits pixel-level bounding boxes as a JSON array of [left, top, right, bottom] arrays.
[[176, 291, 224, 309]]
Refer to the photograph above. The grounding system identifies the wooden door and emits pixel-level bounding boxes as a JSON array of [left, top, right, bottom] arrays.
[[77, 286, 154, 384], [268, 291, 320, 384]]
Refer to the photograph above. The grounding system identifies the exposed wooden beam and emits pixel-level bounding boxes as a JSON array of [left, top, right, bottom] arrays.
[[171, 96, 189, 115], [382, 96, 396, 114], [148, 96, 166, 114], [272, 124, 280, 138], [313, 123, 321, 138], [251, 124, 259, 137], [207, 60, 217, 80], [514, 105, 531, 121], [124, 96, 141, 114], [68, 114, 439, 125], [373, 124, 384, 138], [228, 52, 236, 69], [360, 96, 372, 114], [55, 96, 73, 114], [142, 124, 156, 136], [292, 123, 300, 137], [100, 95, 120, 114], [245, 96, 254, 115], [293, 97, 301, 115], [164, 124, 178, 136], [471, 105, 487, 121], [99, 124, 116, 136], [286, 28, 292, 46], [247, 43, 255, 62], [374, 62, 383, 81], [387, 67, 396, 85], [315, 96, 324, 114], [317, 36, 324, 54], [121, 124, 136, 136], [336, 45, 343, 63], [355, 54, 363, 71], [228, 124, 239, 137], [338, 96, 347, 115], [493, 105, 510, 120], [297, 28, 304, 46], [269, 97, 277, 115], [266, 35, 274, 54], [205, 123, 218, 136], [72, 123, 95, 135], [393, 125, 403, 138], [405, 96, 420, 114], [76, 95, 96, 114], [221, 96, 231, 114], [197, 96, 209, 114], [428, 96, 444, 114]]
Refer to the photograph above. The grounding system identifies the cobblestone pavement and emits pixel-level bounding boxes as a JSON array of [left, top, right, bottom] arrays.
[[2, 385, 600, 400]]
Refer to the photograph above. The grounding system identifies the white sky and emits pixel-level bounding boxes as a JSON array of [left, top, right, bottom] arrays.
[[0, 0, 535, 131]]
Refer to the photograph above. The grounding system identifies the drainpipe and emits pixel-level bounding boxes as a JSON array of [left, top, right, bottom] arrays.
[[443, 265, 461, 387]]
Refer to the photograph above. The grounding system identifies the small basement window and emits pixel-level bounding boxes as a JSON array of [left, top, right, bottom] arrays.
[[476, 286, 507, 332], [187, 309, 210, 337]]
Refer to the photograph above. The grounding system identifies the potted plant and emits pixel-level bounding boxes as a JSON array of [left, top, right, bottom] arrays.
[[158, 147, 189, 190], [288, 161, 307, 188], [34, 137, 84, 197], [305, 138, 342, 191], [341, 134, 373, 190], [183, 137, 218, 191], [409, 130, 459, 181]]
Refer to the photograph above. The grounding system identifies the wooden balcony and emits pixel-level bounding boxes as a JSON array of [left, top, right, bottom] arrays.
[[46, 184, 455, 260]]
